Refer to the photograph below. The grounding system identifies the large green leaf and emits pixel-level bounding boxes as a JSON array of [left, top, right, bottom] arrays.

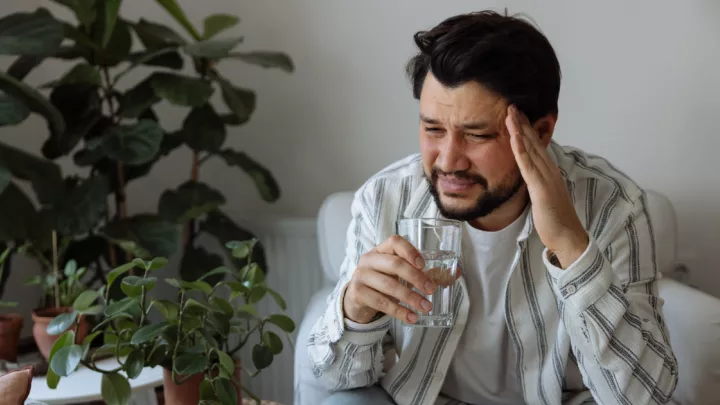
[[263, 331, 283, 355], [130, 322, 168, 344], [132, 19, 186, 49], [57, 63, 101, 86], [174, 353, 208, 376], [46, 330, 75, 389], [0, 93, 30, 126], [7, 55, 44, 80], [182, 104, 226, 153], [53, 175, 108, 235], [119, 78, 160, 118], [124, 348, 144, 379], [217, 76, 256, 124], [104, 296, 137, 316], [229, 52, 294, 73], [72, 290, 100, 312], [47, 311, 78, 335], [0, 182, 36, 241], [0, 9, 65, 56], [201, 210, 267, 273], [155, 0, 201, 41], [150, 73, 213, 107], [128, 49, 183, 71], [101, 373, 131, 405], [179, 246, 224, 284], [214, 377, 238, 405], [252, 344, 273, 370], [77, 120, 163, 166], [94, 19, 132, 67], [102, 214, 180, 259], [150, 300, 179, 322], [97, 0, 122, 48], [0, 141, 63, 204], [0, 70, 65, 141], [121, 276, 157, 297], [49, 344, 83, 376], [184, 37, 243, 59], [52, 0, 97, 31], [158, 180, 225, 223], [266, 314, 295, 333], [202, 14, 239, 40], [44, 83, 101, 159], [218, 149, 280, 202]]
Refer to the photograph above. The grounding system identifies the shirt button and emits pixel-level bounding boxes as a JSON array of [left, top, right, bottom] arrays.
[[566, 285, 577, 294]]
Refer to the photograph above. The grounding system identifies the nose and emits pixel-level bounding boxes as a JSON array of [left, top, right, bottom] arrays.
[[436, 134, 470, 173]]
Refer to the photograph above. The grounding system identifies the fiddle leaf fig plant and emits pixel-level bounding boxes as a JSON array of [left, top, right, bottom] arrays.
[[0, 0, 291, 293], [46, 239, 294, 404]]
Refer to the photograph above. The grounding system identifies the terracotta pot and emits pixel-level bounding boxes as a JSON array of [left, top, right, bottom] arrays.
[[0, 314, 24, 362], [32, 307, 88, 360], [162, 361, 242, 405]]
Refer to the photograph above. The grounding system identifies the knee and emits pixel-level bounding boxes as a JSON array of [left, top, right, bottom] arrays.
[[320, 386, 395, 405]]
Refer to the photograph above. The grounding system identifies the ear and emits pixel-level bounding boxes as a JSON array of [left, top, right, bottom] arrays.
[[533, 113, 558, 148]]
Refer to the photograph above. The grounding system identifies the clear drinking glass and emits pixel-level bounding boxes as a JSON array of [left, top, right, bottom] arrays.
[[396, 218, 462, 327]]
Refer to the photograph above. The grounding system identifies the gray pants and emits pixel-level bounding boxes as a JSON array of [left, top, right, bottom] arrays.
[[320, 386, 396, 405]]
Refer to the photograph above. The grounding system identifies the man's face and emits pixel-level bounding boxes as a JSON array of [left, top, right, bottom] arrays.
[[419, 73, 524, 221]]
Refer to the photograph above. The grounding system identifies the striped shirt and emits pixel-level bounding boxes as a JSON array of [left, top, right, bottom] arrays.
[[307, 142, 679, 405]]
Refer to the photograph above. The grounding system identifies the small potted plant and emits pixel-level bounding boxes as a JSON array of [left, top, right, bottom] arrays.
[[0, 246, 23, 362], [47, 239, 294, 405], [23, 232, 91, 359]]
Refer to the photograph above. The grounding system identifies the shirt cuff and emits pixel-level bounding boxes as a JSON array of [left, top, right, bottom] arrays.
[[544, 240, 614, 314]]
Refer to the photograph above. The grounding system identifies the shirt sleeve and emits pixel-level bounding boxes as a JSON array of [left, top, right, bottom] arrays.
[[544, 192, 679, 405]]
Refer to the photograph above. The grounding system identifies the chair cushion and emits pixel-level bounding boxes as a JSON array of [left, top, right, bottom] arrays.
[[0, 367, 33, 405], [317, 192, 354, 283]]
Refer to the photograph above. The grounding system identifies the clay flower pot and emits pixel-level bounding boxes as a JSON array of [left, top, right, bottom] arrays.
[[32, 307, 88, 360], [0, 313, 24, 362], [162, 361, 242, 405]]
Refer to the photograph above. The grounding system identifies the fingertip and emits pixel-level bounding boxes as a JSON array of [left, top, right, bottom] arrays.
[[414, 256, 424, 269]]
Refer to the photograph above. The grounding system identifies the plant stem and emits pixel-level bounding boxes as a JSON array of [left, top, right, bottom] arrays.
[[172, 290, 186, 385], [229, 323, 260, 356], [52, 231, 60, 308], [80, 360, 122, 375]]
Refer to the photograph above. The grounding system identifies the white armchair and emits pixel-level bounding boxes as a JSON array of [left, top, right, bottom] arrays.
[[294, 190, 720, 405]]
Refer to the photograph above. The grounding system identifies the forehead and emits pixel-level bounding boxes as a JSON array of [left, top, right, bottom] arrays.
[[419, 73, 507, 125]]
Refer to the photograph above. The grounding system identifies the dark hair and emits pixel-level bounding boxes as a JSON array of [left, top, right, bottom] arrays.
[[406, 10, 561, 123]]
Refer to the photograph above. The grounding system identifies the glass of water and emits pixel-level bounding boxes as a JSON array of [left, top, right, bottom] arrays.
[[396, 218, 461, 327]]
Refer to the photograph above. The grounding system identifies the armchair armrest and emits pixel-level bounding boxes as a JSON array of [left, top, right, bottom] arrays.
[[658, 277, 720, 405]]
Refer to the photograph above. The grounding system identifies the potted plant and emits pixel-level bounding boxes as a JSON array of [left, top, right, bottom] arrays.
[[0, 0, 292, 311], [0, 245, 23, 362], [46, 239, 294, 405], [22, 231, 92, 359]]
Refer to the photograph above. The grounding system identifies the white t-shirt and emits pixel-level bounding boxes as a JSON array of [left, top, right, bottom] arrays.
[[441, 210, 528, 405]]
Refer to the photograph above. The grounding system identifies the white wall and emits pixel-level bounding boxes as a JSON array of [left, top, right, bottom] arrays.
[[1, 0, 719, 321]]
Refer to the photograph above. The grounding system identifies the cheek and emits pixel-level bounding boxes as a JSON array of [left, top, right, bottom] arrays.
[[419, 135, 439, 168], [468, 142, 517, 175]]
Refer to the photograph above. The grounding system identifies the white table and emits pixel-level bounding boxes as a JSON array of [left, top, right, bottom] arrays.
[[28, 357, 164, 405]]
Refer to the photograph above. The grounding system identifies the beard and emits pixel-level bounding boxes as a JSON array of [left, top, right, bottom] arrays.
[[426, 167, 524, 221]]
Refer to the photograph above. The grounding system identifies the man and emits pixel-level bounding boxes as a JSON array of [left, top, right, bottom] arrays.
[[307, 10, 678, 405]]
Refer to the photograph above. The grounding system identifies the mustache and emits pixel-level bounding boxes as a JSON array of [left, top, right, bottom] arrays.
[[430, 167, 488, 188]]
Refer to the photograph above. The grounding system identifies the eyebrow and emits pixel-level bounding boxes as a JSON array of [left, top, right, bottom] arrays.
[[419, 114, 491, 130]]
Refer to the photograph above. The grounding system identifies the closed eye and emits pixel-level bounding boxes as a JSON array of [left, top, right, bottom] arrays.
[[468, 133, 498, 140]]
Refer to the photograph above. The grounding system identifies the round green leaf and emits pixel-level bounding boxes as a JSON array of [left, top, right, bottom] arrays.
[[72, 290, 100, 311], [47, 311, 77, 336], [174, 353, 208, 375], [106, 262, 136, 290], [222, 281, 249, 295], [150, 72, 213, 107], [216, 350, 234, 375], [102, 214, 180, 259], [156, 0, 201, 40], [251, 344, 273, 370], [0, 9, 64, 56], [121, 276, 157, 297], [217, 77, 256, 124], [101, 373, 131, 405], [199, 379, 217, 400], [235, 304, 258, 318], [125, 349, 145, 379], [46, 330, 75, 388], [183, 37, 243, 59], [57, 63, 101, 86], [148, 257, 168, 270], [244, 263, 265, 286], [214, 377, 238, 405], [218, 149, 279, 202], [247, 285, 266, 304], [262, 331, 283, 355], [210, 297, 234, 316], [183, 104, 226, 152], [265, 287, 287, 310], [130, 322, 168, 345], [159, 181, 225, 224], [103, 120, 164, 166], [266, 314, 295, 333], [133, 19, 186, 49], [104, 297, 138, 316], [49, 344, 83, 376], [150, 299, 179, 322]]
